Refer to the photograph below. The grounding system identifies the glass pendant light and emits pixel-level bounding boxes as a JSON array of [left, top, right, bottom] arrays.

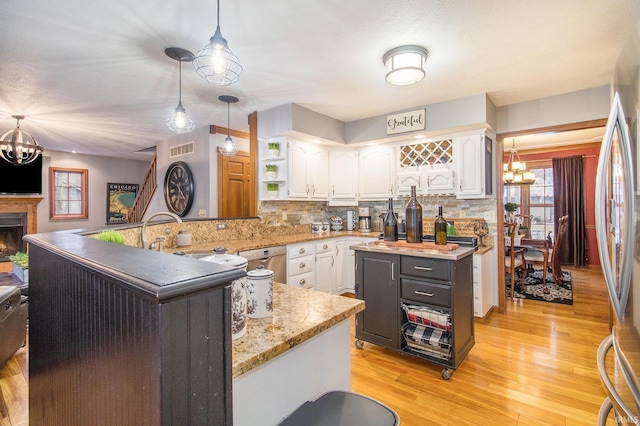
[[218, 95, 239, 156], [193, 0, 243, 86], [165, 47, 196, 134]]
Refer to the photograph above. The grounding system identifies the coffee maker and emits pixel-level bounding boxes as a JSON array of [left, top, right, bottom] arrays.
[[357, 207, 372, 232]]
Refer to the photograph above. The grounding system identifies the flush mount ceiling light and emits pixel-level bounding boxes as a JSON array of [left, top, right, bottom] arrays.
[[503, 139, 536, 185], [193, 0, 243, 86], [218, 95, 239, 156], [0, 115, 43, 166], [165, 47, 196, 134], [382, 45, 428, 86]]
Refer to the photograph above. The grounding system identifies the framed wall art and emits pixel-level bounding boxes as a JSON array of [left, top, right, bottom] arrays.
[[106, 183, 138, 224]]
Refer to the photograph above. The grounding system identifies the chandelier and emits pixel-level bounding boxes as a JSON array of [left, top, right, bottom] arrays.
[[0, 115, 43, 166], [503, 139, 535, 185]]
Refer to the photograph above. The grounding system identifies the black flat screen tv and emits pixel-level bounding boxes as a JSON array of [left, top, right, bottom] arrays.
[[0, 155, 43, 194]]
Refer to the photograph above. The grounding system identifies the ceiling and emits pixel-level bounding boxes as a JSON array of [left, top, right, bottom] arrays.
[[1, 0, 638, 159]]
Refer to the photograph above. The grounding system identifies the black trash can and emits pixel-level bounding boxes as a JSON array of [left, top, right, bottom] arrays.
[[280, 391, 400, 426]]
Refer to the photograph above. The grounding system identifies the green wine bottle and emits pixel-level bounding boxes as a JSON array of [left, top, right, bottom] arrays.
[[434, 206, 447, 245]]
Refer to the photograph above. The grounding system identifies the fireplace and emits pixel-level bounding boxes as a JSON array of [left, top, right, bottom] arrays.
[[0, 196, 43, 271], [0, 213, 27, 262]]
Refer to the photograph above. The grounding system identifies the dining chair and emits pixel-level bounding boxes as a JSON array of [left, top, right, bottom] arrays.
[[522, 215, 569, 290], [504, 222, 527, 299]]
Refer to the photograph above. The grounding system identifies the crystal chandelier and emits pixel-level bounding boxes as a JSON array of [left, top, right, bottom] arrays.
[[503, 139, 535, 185], [0, 115, 43, 166]]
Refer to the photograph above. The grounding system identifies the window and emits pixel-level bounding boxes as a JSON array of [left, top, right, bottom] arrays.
[[49, 167, 88, 220], [504, 160, 554, 239]]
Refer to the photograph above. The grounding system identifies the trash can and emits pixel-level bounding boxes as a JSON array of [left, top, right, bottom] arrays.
[[279, 391, 400, 426]]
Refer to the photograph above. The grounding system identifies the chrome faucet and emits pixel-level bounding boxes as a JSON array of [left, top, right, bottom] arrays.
[[141, 211, 183, 250]]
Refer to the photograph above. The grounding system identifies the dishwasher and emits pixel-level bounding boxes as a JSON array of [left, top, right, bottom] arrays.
[[237, 246, 287, 284]]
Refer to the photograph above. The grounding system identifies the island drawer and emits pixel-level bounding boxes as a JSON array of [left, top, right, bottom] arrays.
[[400, 257, 450, 281], [287, 242, 315, 259], [288, 254, 314, 275], [401, 278, 451, 307]]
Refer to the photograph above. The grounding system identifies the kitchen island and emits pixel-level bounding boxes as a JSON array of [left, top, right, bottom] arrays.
[[23, 229, 363, 425], [351, 240, 475, 379]]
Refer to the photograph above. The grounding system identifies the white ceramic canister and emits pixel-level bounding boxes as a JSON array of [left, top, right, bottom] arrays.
[[246, 266, 274, 319], [176, 230, 192, 247], [201, 248, 248, 340]]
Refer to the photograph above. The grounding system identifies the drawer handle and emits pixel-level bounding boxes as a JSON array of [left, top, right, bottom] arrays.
[[299, 262, 306, 269], [300, 279, 306, 285], [323, 244, 328, 249], [414, 266, 433, 271], [414, 290, 434, 297], [299, 248, 306, 254]]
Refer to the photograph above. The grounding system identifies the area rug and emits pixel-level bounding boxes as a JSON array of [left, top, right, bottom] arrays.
[[506, 268, 573, 305]]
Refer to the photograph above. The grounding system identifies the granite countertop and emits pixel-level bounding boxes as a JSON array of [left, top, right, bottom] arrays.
[[350, 240, 475, 260], [231, 283, 364, 378]]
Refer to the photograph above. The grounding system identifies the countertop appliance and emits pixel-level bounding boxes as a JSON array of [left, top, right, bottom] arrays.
[[237, 245, 287, 284], [358, 206, 372, 232], [595, 91, 640, 423]]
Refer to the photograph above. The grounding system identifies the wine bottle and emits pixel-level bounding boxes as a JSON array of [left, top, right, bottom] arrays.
[[405, 186, 423, 243], [383, 198, 398, 241], [434, 206, 447, 245]]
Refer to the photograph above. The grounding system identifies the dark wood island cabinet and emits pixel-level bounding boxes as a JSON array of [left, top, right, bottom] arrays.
[[352, 242, 475, 379]]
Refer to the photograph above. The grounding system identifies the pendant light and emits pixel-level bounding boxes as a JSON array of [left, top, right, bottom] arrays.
[[383, 45, 429, 86], [218, 95, 239, 156], [503, 139, 536, 185], [165, 47, 196, 134], [0, 115, 43, 166], [193, 0, 243, 86]]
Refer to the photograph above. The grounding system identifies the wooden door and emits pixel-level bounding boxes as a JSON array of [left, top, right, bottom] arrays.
[[217, 150, 256, 218]]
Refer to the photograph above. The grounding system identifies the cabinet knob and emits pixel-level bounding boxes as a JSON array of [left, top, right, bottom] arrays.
[[299, 279, 306, 286], [299, 248, 305, 254], [323, 244, 328, 249], [299, 262, 306, 269]]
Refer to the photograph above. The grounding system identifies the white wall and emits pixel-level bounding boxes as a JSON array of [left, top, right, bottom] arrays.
[[37, 150, 151, 233]]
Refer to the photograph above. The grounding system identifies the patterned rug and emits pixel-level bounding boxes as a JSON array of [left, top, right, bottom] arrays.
[[506, 268, 573, 305]]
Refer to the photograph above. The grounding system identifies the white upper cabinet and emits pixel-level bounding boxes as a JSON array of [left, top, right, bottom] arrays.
[[358, 145, 396, 200], [396, 171, 424, 195], [425, 168, 456, 195], [454, 131, 493, 199], [288, 141, 329, 200], [329, 150, 358, 202]]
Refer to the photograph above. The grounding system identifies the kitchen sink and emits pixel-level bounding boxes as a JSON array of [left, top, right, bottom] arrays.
[[172, 251, 212, 259]]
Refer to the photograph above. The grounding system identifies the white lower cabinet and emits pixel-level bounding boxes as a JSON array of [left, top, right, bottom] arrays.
[[473, 250, 494, 318], [315, 241, 336, 293], [287, 242, 315, 289], [287, 237, 376, 295]]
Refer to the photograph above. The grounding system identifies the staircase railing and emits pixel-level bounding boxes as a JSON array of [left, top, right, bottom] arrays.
[[127, 153, 157, 223]]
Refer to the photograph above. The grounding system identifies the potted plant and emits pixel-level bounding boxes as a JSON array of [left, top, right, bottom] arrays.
[[267, 183, 279, 198], [268, 142, 280, 157], [9, 251, 29, 283], [265, 164, 278, 179], [504, 202, 518, 222], [95, 230, 127, 245]]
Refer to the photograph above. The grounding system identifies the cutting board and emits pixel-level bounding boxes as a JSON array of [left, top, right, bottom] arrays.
[[374, 240, 459, 251]]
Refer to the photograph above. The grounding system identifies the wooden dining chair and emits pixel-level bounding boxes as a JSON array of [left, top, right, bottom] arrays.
[[522, 215, 569, 291], [504, 222, 527, 299]]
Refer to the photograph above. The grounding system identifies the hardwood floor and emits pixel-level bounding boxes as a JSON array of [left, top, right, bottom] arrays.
[[0, 265, 613, 425]]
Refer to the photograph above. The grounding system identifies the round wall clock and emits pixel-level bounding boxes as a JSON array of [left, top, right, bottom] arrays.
[[164, 161, 194, 217]]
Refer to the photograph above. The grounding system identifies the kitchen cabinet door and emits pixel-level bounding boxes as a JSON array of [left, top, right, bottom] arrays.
[[288, 142, 310, 198], [308, 147, 329, 199], [335, 239, 347, 294], [396, 170, 424, 196], [315, 250, 335, 293], [287, 141, 328, 200], [329, 150, 358, 201], [359, 145, 396, 200], [355, 251, 400, 349], [455, 132, 490, 199], [425, 168, 456, 195]]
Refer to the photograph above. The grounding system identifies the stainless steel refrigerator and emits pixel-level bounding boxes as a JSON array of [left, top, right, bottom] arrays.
[[595, 89, 640, 424]]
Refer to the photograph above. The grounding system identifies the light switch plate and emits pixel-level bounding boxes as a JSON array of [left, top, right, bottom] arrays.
[[198, 209, 206, 217]]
